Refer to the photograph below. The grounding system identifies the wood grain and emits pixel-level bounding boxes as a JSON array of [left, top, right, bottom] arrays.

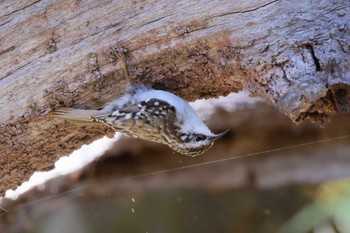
[[0, 0, 349, 195]]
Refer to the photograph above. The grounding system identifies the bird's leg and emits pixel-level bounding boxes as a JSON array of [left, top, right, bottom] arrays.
[[115, 48, 130, 81]]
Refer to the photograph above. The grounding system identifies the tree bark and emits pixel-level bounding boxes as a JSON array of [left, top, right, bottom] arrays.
[[0, 0, 349, 195]]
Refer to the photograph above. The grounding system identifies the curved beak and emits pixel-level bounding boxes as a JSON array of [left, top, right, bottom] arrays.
[[210, 129, 230, 140]]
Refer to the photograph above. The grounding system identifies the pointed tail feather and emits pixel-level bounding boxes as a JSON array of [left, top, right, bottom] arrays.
[[50, 108, 101, 125]]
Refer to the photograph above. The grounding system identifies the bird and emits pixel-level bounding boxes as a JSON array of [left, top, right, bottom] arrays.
[[50, 50, 228, 156]]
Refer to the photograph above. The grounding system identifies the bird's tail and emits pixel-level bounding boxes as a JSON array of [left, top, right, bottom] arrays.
[[50, 108, 101, 126]]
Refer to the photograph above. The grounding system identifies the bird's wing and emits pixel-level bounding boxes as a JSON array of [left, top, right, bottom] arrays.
[[92, 98, 178, 142]]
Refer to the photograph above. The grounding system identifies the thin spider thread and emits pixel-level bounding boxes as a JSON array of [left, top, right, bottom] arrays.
[[1, 134, 349, 216]]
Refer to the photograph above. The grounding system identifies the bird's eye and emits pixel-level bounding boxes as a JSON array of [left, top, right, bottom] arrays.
[[195, 135, 206, 142]]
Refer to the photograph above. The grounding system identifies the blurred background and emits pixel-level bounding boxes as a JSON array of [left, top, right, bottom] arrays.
[[1, 92, 350, 233]]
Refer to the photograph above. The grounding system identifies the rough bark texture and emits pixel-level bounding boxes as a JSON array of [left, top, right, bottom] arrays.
[[0, 0, 349, 195]]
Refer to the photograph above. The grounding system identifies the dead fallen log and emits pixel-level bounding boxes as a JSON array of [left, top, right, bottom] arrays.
[[0, 0, 349, 195]]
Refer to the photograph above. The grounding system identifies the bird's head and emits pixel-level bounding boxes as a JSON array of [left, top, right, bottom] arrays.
[[171, 129, 229, 157]]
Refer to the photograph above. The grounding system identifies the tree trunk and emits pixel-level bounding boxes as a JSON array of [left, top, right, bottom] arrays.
[[0, 0, 349, 195]]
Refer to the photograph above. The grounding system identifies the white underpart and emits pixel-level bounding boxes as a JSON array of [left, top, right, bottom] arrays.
[[102, 88, 213, 135], [139, 89, 213, 135]]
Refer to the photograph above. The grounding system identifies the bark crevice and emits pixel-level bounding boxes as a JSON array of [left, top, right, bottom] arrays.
[[305, 44, 322, 72], [206, 0, 279, 20], [2, 0, 42, 17]]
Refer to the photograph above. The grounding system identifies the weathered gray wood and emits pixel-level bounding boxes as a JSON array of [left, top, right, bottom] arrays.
[[0, 0, 349, 195]]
